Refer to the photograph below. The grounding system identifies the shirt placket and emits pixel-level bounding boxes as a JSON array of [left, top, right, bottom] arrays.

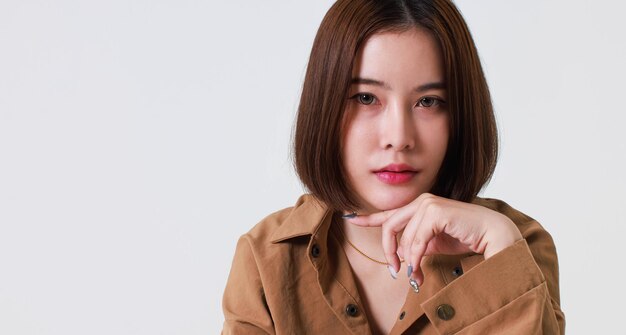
[[389, 254, 470, 334], [308, 219, 373, 335]]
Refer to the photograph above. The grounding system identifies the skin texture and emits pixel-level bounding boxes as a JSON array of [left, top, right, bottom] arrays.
[[348, 193, 522, 285], [340, 28, 523, 290], [342, 28, 449, 214]]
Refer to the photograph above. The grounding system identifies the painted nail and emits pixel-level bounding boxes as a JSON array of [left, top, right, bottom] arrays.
[[407, 265, 413, 278], [387, 265, 398, 279], [342, 212, 357, 219], [409, 278, 420, 293]]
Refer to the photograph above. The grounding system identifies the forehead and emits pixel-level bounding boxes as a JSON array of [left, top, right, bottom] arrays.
[[352, 28, 444, 86]]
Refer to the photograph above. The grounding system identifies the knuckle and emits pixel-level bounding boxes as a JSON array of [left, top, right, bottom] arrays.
[[383, 222, 402, 235], [422, 196, 435, 208], [417, 193, 430, 203], [419, 192, 432, 199], [425, 199, 442, 215]]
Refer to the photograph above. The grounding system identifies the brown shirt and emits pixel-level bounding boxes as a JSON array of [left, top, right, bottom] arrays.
[[222, 194, 565, 334]]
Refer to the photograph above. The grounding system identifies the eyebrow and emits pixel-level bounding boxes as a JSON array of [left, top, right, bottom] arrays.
[[350, 77, 446, 92]]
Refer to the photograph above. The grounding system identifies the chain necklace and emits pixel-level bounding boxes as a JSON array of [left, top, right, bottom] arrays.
[[334, 218, 405, 266]]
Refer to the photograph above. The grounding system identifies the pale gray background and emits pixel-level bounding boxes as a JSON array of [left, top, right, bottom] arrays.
[[1, 0, 624, 334]]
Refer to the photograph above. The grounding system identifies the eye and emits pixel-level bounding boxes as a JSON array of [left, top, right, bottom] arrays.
[[351, 93, 377, 105], [416, 96, 444, 108]]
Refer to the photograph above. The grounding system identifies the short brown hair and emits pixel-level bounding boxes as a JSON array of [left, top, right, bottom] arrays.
[[294, 0, 497, 212]]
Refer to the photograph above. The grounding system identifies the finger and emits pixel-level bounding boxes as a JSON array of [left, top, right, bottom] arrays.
[[409, 233, 432, 286], [381, 227, 401, 274], [347, 209, 397, 227], [399, 195, 431, 269], [424, 238, 438, 256], [422, 235, 447, 256], [397, 244, 405, 260], [378, 205, 419, 270], [410, 210, 444, 286], [401, 213, 426, 280], [423, 233, 471, 256]]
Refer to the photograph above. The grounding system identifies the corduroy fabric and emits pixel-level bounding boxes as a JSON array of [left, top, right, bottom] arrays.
[[222, 194, 565, 334]]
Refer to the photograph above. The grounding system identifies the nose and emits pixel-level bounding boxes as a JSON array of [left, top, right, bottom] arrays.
[[380, 101, 416, 151]]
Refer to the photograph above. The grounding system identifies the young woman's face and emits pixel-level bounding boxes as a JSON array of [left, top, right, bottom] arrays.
[[342, 28, 449, 213]]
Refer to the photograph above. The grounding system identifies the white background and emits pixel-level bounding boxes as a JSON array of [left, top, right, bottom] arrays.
[[1, 1, 624, 334]]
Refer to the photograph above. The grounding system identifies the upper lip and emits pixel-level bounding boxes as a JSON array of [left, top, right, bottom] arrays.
[[374, 163, 418, 173]]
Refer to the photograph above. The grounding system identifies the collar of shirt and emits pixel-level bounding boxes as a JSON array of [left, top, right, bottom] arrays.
[[269, 194, 328, 244], [264, 194, 470, 334]]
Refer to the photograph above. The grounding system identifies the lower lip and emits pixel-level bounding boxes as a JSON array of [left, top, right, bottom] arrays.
[[374, 171, 417, 184]]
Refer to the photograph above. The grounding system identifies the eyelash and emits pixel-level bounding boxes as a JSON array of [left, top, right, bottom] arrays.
[[417, 96, 444, 108], [349, 93, 445, 108]]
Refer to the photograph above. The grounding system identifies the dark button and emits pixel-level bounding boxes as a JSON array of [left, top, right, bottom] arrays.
[[452, 266, 463, 277], [311, 244, 320, 258], [345, 304, 359, 317], [436, 304, 455, 320], [399, 311, 406, 320]]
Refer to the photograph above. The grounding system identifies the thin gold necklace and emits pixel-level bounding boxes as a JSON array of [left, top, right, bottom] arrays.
[[334, 218, 405, 266]]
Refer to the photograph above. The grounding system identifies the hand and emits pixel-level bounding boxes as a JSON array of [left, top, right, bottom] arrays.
[[348, 193, 523, 286]]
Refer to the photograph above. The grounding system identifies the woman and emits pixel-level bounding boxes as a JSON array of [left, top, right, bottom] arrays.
[[222, 0, 565, 334]]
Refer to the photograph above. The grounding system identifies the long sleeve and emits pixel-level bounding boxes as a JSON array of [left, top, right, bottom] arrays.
[[420, 225, 565, 334], [222, 235, 275, 335], [220, 196, 565, 334]]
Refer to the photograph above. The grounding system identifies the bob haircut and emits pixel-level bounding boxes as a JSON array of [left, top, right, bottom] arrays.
[[294, 0, 497, 212]]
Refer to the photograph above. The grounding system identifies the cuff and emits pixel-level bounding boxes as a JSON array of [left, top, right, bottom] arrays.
[[421, 239, 545, 334]]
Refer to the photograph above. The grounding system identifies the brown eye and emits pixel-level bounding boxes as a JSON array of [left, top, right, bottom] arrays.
[[417, 96, 442, 107], [357, 93, 376, 105]]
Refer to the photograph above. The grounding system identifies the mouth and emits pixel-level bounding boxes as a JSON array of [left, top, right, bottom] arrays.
[[373, 164, 418, 185]]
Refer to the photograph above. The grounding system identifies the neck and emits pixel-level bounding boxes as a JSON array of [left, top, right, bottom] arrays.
[[335, 213, 404, 263]]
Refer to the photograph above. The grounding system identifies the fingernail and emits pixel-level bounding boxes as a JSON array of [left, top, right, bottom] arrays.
[[342, 212, 357, 219], [407, 265, 413, 278], [409, 278, 420, 293], [387, 265, 397, 279]]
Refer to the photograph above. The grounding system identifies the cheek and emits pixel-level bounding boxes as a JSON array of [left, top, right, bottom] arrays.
[[421, 116, 450, 159], [341, 119, 376, 174], [343, 114, 372, 145], [340, 122, 357, 173], [436, 125, 450, 153], [342, 129, 364, 168], [435, 113, 450, 141]]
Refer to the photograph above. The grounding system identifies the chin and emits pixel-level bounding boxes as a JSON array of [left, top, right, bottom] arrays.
[[364, 190, 421, 212]]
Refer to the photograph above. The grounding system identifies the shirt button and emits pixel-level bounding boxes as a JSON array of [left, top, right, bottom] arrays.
[[345, 304, 359, 317], [452, 266, 463, 277], [436, 304, 455, 320], [399, 311, 406, 320], [311, 244, 321, 258]]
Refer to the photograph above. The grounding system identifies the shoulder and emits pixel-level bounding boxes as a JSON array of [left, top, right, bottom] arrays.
[[472, 196, 562, 306], [243, 203, 296, 245], [227, 194, 329, 302], [235, 194, 328, 262], [243, 193, 325, 242], [472, 197, 559, 280]]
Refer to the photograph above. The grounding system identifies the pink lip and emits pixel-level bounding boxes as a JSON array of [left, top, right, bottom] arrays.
[[373, 164, 418, 185]]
